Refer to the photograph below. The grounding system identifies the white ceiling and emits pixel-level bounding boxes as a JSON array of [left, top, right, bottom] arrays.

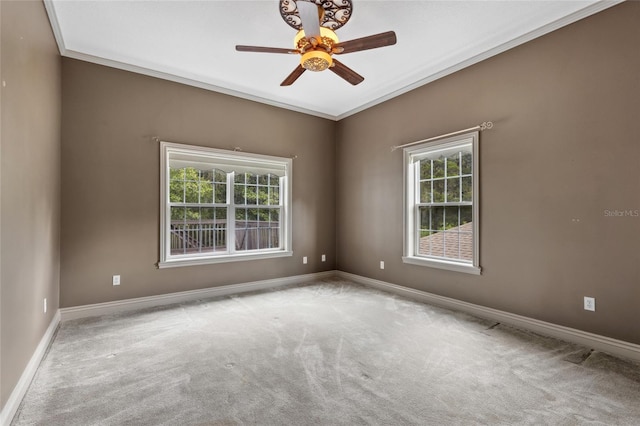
[[44, 0, 620, 120]]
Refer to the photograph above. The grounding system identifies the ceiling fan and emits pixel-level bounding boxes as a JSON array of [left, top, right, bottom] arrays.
[[235, 0, 397, 86]]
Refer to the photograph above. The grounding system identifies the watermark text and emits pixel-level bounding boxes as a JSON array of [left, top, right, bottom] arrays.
[[604, 209, 639, 217]]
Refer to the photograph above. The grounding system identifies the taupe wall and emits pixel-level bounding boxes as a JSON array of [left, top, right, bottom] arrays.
[[336, 2, 640, 345], [60, 59, 336, 308], [0, 0, 61, 410]]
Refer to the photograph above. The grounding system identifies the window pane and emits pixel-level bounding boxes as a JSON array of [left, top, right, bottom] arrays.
[[214, 183, 227, 204], [235, 229, 247, 251], [459, 230, 473, 261], [184, 180, 199, 203], [427, 232, 444, 257], [462, 176, 472, 202], [258, 174, 268, 185], [169, 210, 187, 255], [171, 206, 185, 221], [236, 208, 246, 223], [460, 205, 472, 224], [236, 207, 256, 251], [419, 206, 430, 230], [271, 187, 280, 205], [200, 170, 214, 182], [261, 208, 281, 249], [269, 174, 279, 186], [258, 227, 274, 249], [446, 154, 460, 177], [214, 207, 227, 251], [169, 180, 184, 203], [258, 186, 269, 205], [432, 206, 445, 230], [444, 231, 460, 259], [214, 170, 227, 183], [234, 173, 245, 184], [446, 178, 460, 202], [420, 181, 431, 203], [246, 185, 257, 204], [170, 168, 185, 180], [433, 180, 445, 203], [199, 208, 216, 253], [264, 228, 280, 249], [462, 152, 472, 175], [433, 158, 445, 178], [201, 207, 214, 221], [420, 160, 432, 180], [186, 207, 200, 221], [259, 208, 273, 224], [247, 208, 258, 222], [234, 185, 245, 204], [247, 173, 257, 184], [200, 182, 213, 203], [270, 209, 279, 223], [445, 206, 459, 229]]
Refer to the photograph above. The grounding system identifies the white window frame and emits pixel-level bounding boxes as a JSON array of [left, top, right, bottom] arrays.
[[402, 131, 481, 275], [159, 142, 293, 268]]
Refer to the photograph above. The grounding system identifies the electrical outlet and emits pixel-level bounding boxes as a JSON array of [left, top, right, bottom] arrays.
[[584, 296, 595, 312], [113, 275, 121, 286], [321, 254, 326, 262], [380, 261, 385, 270], [303, 256, 308, 264], [44, 298, 47, 314]]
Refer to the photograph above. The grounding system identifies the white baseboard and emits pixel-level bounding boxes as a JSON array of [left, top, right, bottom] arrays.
[[338, 271, 640, 363], [0, 310, 60, 426], [60, 271, 336, 321]]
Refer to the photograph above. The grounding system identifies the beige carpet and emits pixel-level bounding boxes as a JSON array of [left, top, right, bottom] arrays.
[[13, 278, 640, 425]]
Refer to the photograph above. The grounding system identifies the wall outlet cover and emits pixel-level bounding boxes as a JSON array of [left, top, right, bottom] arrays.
[[584, 296, 595, 311]]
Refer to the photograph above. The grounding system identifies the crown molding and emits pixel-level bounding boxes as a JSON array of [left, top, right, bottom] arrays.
[[44, 0, 623, 122], [336, 0, 624, 120]]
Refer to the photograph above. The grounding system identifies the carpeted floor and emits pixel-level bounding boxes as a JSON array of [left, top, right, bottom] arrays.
[[12, 278, 640, 425]]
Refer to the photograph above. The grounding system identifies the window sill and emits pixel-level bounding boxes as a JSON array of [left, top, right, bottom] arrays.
[[158, 250, 293, 269], [402, 256, 481, 275]]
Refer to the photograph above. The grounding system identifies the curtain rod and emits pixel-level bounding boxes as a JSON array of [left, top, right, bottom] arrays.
[[151, 136, 298, 159], [390, 121, 494, 152]]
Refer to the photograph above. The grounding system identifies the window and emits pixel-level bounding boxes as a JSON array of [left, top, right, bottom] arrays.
[[159, 142, 292, 268], [403, 131, 480, 274]]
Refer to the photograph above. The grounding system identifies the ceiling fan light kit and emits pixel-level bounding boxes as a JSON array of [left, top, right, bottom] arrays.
[[300, 50, 332, 72], [294, 28, 339, 72], [236, 0, 397, 86]]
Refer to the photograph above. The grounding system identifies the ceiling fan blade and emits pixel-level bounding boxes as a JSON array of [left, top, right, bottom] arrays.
[[296, 1, 321, 40], [330, 59, 364, 86], [281, 65, 306, 86], [236, 45, 296, 54], [333, 31, 397, 54]]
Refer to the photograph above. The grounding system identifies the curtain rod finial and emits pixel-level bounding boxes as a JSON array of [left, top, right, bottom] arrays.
[[480, 121, 494, 131]]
